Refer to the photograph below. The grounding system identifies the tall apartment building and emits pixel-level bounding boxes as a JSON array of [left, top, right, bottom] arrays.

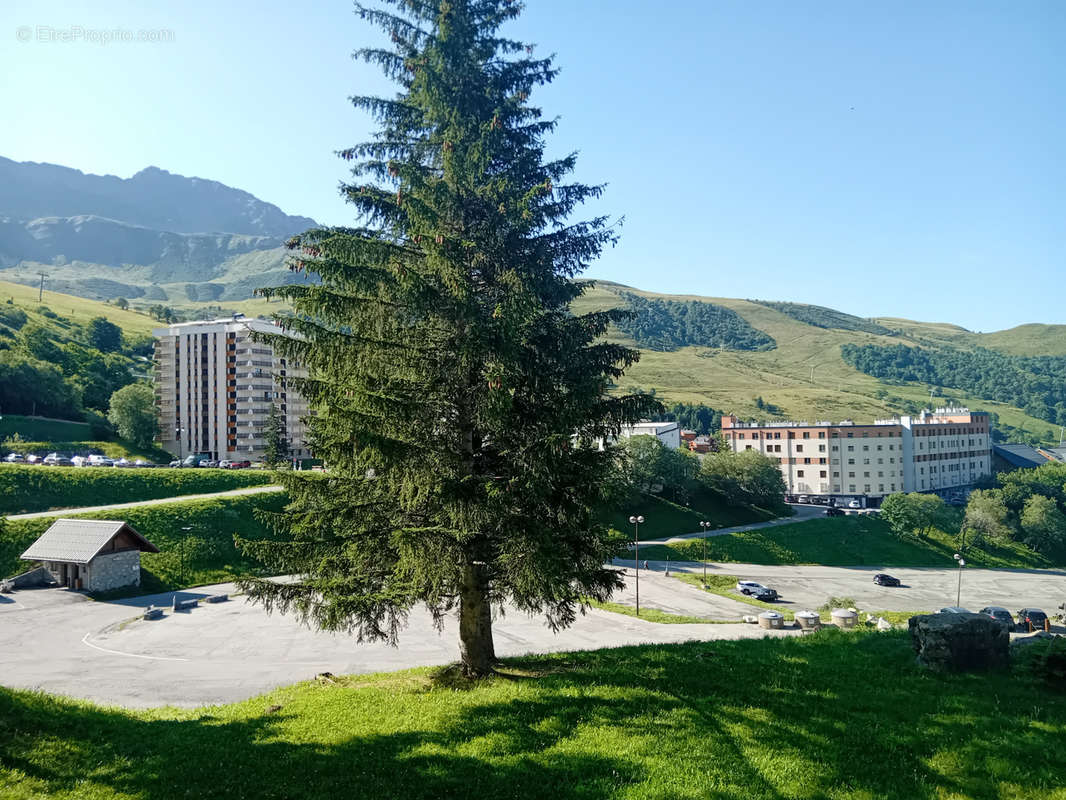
[[153, 316, 310, 461], [722, 408, 991, 503]]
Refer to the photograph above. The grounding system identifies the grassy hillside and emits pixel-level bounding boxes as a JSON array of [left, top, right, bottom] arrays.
[[3, 631, 1065, 800], [636, 515, 1057, 569], [0, 280, 157, 336], [579, 281, 1063, 444], [2, 491, 286, 591]]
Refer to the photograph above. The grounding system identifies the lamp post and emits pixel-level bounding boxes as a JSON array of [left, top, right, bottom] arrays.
[[175, 426, 185, 463], [953, 552, 966, 607], [629, 514, 644, 616], [179, 525, 192, 586], [699, 521, 712, 587]]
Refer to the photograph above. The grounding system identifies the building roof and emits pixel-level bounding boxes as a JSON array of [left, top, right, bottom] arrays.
[[992, 444, 1051, 470], [21, 519, 159, 565]]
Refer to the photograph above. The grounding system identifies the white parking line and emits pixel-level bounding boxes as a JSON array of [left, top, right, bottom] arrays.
[[81, 632, 190, 662]]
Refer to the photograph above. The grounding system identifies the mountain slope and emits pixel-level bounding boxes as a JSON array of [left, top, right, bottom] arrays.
[[0, 158, 317, 304], [0, 157, 315, 237], [579, 281, 1064, 445]]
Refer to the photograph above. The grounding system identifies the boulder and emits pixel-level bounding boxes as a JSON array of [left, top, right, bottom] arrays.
[[909, 612, 1009, 673]]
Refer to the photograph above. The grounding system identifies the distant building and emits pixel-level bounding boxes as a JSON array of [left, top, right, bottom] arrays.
[[153, 316, 310, 461], [614, 421, 682, 450], [722, 407, 992, 503], [21, 519, 158, 592], [993, 443, 1051, 472]]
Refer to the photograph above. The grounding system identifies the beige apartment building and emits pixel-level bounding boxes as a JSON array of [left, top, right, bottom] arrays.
[[153, 316, 310, 462], [722, 407, 992, 504]]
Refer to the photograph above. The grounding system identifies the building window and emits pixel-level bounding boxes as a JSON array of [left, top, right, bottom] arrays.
[[848, 471, 855, 478], [847, 445, 854, 452], [796, 445, 803, 452], [820, 471, 827, 478], [797, 470, 805, 477], [863, 445, 869, 451], [818, 445, 826, 452], [864, 471, 870, 478], [849, 484, 856, 492], [818, 432, 825, 438]]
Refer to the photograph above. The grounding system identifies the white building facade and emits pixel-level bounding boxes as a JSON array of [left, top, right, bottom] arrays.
[[722, 408, 991, 503], [153, 316, 310, 461], [615, 421, 682, 450]]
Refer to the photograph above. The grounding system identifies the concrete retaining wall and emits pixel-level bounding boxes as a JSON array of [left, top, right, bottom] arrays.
[[2, 565, 56, 590]]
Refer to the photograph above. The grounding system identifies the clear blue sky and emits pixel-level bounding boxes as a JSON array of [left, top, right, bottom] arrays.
[[3, 0, 1062, 331]]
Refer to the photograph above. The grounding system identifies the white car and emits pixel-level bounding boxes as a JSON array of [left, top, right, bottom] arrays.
[[736, 580, 769, 595], [848, 500, 862, 509], [4, 452, 25, 463], [70, 455, 88, 467], [87, 454, 114, 467], [113, 458, 132, 468]]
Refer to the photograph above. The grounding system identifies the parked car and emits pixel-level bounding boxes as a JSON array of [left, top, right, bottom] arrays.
[[825, 507, 845, 517], [87, 454, 114, 467], [168, 460, 182, 468], [979, 606, 1015, 627], [70, 455, 89, 467], [796, 495, 809, 504], [113, 458, 132, 468], [750, 586, 780, 602], [4, 452, 25, 463], [25, 454, 41, 464], [873, 573, 901, 587], [939, 606, 972, 614], [202, 459, 219, 468], [230, 459, 251, 469], [1016, 608, 1049, 632], [736, 580, 771, 596], [218, 460, 234, 469], [133, 459, 154, 468], [848, 500, 862, 509], [43, 452, 72, 466]]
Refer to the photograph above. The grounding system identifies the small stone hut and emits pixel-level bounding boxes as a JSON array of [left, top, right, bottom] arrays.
[[21, 519, 158, 592]]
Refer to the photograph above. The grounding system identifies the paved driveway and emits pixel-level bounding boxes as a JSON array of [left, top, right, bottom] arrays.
[[0, 582, 795, 708]]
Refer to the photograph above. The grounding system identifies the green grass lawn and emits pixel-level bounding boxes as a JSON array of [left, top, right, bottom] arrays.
[[636, 515, 1056, 569], [0, 415, 93, 442], [585, 599, 725, 624], [601, 489, 781, 542], [1, 492, 286, 591], [2, 631, 1064, 799]]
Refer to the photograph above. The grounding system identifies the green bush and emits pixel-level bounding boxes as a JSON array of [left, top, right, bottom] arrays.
[[2, 491, 287, 589], [1014, 636, 1066, 689], [0, 464, 276, 514]]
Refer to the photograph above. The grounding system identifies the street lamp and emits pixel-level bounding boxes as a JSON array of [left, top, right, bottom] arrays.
[[175, 426, 185, 463], [699, 521, 712, 587], [629, 514, 644, 616], [179, 526, 193, 585], [953, 552, 966, 608]]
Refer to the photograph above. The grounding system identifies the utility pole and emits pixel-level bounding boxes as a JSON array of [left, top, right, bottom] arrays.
[[37, 272, 47, 302]]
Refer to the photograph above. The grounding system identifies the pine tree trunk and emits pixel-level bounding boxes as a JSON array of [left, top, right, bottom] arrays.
[[458, 563, 495, 677]]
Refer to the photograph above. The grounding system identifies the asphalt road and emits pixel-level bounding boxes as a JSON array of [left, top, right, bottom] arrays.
[[0, 582, 796, 708], [635, 503, 825, 546], [6, 485, 284, 520]]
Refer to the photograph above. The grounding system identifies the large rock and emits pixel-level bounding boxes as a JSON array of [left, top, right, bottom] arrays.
[[909, 612, 1009, 673]]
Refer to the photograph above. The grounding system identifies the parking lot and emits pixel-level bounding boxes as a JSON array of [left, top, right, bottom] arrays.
[[0, 581, 795, 708], [621, 559, 1066, 622]]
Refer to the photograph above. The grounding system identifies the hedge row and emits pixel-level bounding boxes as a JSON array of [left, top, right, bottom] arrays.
[[1, 491, 288, 592], [0, 464, 277, 515]]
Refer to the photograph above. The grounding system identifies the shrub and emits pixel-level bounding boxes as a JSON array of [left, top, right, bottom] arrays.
[[819, 596, 857, 611], [0, 464, 276, 515], [1014, 636, 1066, 689]]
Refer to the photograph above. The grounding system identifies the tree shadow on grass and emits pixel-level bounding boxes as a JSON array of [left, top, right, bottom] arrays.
[[3, 631, 1066, 799]]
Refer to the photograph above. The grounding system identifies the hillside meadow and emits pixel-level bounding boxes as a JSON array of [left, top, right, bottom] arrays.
[[2, 630, 1064, 800]]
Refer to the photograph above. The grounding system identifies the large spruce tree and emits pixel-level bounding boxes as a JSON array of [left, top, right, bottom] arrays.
[[237, 0, 656, 676]]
